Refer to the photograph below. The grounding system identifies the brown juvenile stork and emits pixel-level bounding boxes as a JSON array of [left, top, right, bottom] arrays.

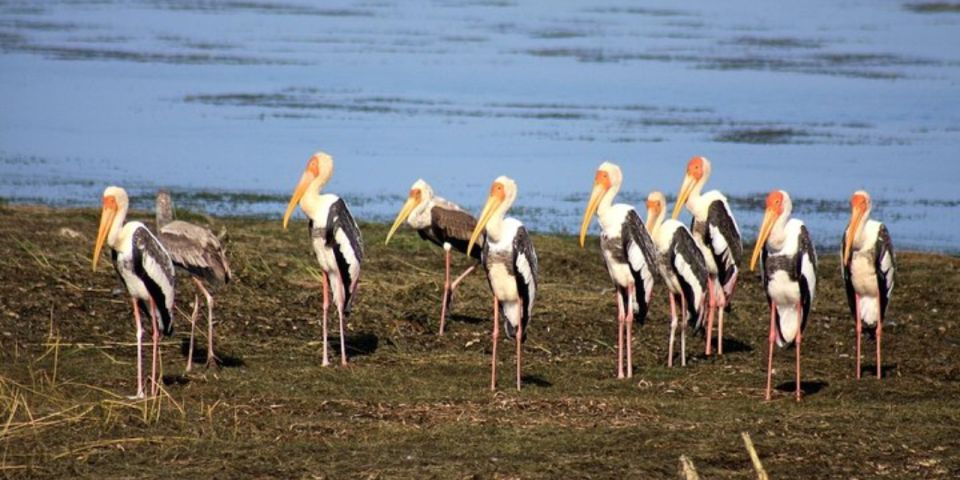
[[93, 186, 175, 398], [283, 151, 364, 367], [750, 190, 817, 401], [842, 190, 895, 379], [385, 179, 481, 335], [672, 156, 743, 356], [155, 190, 232, 371], [467, 176, 538, 391]]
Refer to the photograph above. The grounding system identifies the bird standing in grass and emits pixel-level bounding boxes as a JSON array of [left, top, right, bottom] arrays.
[[750, 190, 817, 401], [93, 186, 175, 398], [841, 190, 895, 380], [385, 179, 481, 335], [578, 162, 658, 379], [283, 151, 364, 367], [155, 190, 232, 371], [467, 176, 538, 391]]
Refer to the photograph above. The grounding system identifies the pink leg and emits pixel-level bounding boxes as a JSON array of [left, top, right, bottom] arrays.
[[131, 298, 145, 399], [185, 294, 199, 372], [855, 294, 861, 379], [876, 299, 883, 379], [491, 296, 499, 391], [680, 294, 688, 367], [616, 291, 625, 379], [321, 272, 330, 367], [765, 301, 776, 401], [450, 263, 477, 291], [717, 294, 726, 356], [148, 297, 160, 397], [795, 301, 802, 401], [439, 247, 452, 336], [626, 285, 635, 378], [192, 278, 219, 369], [705, 278, 716, 356], [337, 300, 347, 367], [515, 304, 523, 391], [668, 294, 678, 368], [616, 290, 625, 378]]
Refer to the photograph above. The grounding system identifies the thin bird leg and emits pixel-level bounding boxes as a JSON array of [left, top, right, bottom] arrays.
[[337, 293, 348, 367], [626, 284, 635, 378], [185, 295, 199, 372], [717, 291, 726, 356], [668, 294, 677, 368], [795, 300, 802, 401], [876, 298, 883, 379], [491, 296, 499, 391], [766, 300, 776, 401], [516, 304, 523, 391], [192, 277, 219, 369], [617, 290, 625, 379], [439, 245, 452, 336], [148, 297, 160, 397], [705, 278, 716, 356], [680, 294, 688, 367], [321, 272, 330, 367], [855, 293, 861, 379], [131, 298, 145, 399], [450, 262, 478, 291]]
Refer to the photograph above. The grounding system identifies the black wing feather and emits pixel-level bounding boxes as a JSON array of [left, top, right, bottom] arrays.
[[131, 227, 176, 336], [622, 209, 659, 324], [672, 228, 708, 329], [510, 226, 538, 342], [840, 230, 858, 322], [704, 199, 743, 289], [327, 198, 364, 313], [797, 225, 817, 336], [875, 224, 895, 319]]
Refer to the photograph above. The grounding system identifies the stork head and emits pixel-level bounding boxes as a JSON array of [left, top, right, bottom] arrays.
[[579, 162, 622, 248], [283, 151, 334, 229], [843, 190, 872, 264], [672, 155, 711, 219], [93, 186, 128, 272], [750, 190, 791, 271], [645, 190, 667, 235], [155, 189, 175, 228], [467, 176, 516, 256], [385, 178, 434, 245]]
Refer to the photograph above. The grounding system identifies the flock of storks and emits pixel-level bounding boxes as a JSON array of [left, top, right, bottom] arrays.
[[91, 152, 895, 401]]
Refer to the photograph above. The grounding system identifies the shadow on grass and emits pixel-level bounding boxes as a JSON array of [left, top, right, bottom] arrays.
[[521, 374, 553, 388], [776, 380, 829, 396], [180, 338, 246, 368], [859, 363, 898, 379]]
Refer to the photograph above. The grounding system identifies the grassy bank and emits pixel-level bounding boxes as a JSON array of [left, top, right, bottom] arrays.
[[0, 204, 958, 478]]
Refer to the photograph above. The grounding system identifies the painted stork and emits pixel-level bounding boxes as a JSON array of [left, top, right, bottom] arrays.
[[646, 191, 709, 367], [384, 179, 481, 335], [578, 162, 658, 379], [672, 156, 743, 356], [283, 151, 364, 367], [841, 190, 895, 380], [749, 190, 817, 401], [467, 176, 538, 391], [155, 190, 232, 371], [92, 186, 175, 398]]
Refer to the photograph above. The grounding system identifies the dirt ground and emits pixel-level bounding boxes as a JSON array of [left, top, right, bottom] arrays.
[[0, 204, 958, 479]]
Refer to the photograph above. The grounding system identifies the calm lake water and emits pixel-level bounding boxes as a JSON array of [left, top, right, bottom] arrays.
[[1, 1, 959, 252]]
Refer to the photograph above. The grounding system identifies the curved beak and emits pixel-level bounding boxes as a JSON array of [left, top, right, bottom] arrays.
[[672, 174, 695, 220], [467, 193, 502, 257], [282, 169, 315, 230], [385, 196, 419, 245], [92, 202, 117, 272], [750, 208, 778, 271], [843, 205, 866, 264], [579, 183, 608, 248]]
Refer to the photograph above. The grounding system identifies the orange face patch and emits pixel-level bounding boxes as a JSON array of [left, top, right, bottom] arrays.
[[686, 156, 704, 179], [307, 157, 320, 176], [765, 190, 784, 214], [851, 192, 868, 209], [102, 195, 117, 209], [490, 182, 506, 200], [409, 188, 422, 201], [646, 199, 659, 211], [594, 170, 611, 188]]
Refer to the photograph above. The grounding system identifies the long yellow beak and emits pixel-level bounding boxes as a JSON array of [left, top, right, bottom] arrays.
[[467, 194, 502, 257], [282, 170, 314, 230], [749, 208, 778, 271], [843, 206, 865, 265], [92, 205, 116, 272], [385, 196, 419, 245], [579, 183, 607, 248], [672, 175, 695, 220]]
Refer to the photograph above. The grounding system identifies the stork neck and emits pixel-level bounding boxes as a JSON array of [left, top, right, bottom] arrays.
[[648, 208, 665, 238], [853, 207, 872, 247], [766, 214, 790, 250], [685, 178, 705, 211], [300, 175, 328, 219], [108, 203, 127, 249], [597, 183, 618, 217], [409, 197, 434, 230]]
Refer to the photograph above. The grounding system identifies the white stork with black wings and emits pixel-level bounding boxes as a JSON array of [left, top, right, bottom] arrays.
[[673, 156, 743, 356], [93, 186, 175, 398], [749, 190, 817, 401], [283, 151, 364, 367], [842, 190, 895, 380], [578, 162, 658, 379], [647, 192, 709, 368], [385, 179, 481, 335], [155, 190, 232, 371], [467, 176, 538, 391]]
